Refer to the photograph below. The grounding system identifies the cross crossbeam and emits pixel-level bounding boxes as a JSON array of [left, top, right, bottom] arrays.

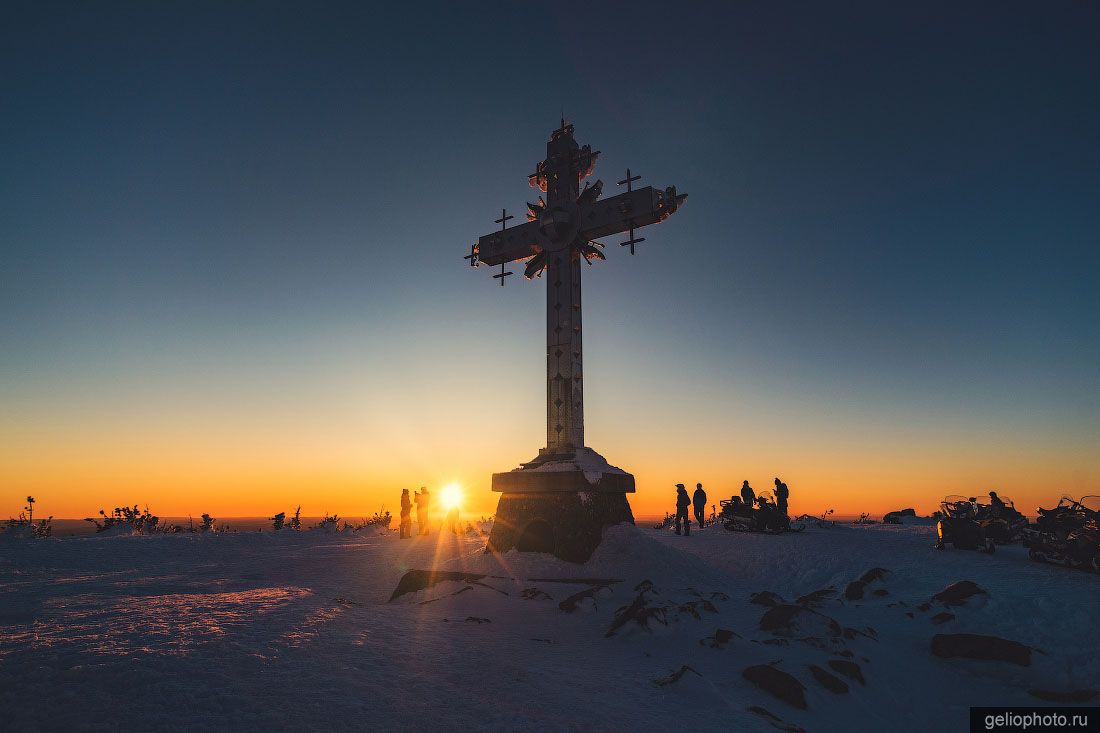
[[474, 186, 685, 267]]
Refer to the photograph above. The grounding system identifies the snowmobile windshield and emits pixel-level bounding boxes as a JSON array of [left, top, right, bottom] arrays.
[[1081, 496, 1100, 513], [944, 494, 969, 504]]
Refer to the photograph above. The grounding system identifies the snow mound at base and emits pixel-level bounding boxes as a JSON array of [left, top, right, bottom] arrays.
[[450, 523, 726, 588]]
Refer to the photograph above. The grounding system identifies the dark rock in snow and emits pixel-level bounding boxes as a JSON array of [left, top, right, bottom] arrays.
[[931, 581, 986, 607], [872, 589, 889, 597], [827, 659, 866, 685], [390, 570, 505, 601], [845, 568, 889, 600], [883, 508, 916, 523], [700, 628, 738, 648], [653, 665, 700, 687], [747, 706, 807, 732], [930, 612, 955, 625], [796, 587, 836, 608], [559, 586, 605, 613], [760, 604, 842, 638], [521, 587, 552, 601], [930, 633, 1031, 666], [1029, 689, 1100, 703], [714, 628, 737, 645], [859, 568, 889, 584], [742, 665, 808, 709], [808, 664, 850, 694], [751, 591, 786, 607], [844, 580, 867, 600]]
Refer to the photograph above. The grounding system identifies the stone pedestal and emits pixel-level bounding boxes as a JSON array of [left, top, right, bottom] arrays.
[[487, 447, 635, 563]]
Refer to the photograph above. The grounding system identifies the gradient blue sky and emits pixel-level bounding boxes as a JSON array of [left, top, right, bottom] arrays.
[[2, 1, 1098, 517]]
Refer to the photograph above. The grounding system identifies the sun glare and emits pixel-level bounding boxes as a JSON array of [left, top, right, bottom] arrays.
[[440, 483, 463, 511]]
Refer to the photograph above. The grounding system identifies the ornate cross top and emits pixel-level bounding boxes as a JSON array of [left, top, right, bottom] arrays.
[[465, 122, 687, 454]]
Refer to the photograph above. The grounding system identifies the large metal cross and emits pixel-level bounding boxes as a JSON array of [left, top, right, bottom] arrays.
[[467, 121, 687, 455]]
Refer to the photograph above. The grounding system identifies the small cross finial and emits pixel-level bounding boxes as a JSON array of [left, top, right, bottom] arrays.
[[617, 168, 642, 193], [494, 208, 514, 232], [493, 262, 513, 286]]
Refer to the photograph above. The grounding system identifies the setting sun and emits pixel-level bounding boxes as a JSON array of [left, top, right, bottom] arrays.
[[440, 483, 463, 511]]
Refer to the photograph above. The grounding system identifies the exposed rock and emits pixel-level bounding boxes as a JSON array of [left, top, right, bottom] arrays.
[[1028, 689, 1100, 703], [751, 591, 786, 607], [742, 665, 808, 709], [931, 581, 986, 607], [389, 570, 506, 601], [521, 587, 553, 601], [653, 665, 700, 687], [827, 659, 866, 685], [795, 587, 836, 608], [845, 568, 889, 600], [700, 628, 738, 648], [843, 626, 876, 640], [844, 580, 867, 600], [559, 586, 606, 613], [859, 568, 889, 584], [872, 589, 889, 597], [760, 604, 842, 638], [883, 508, 916, 523], [747, 706, 807, 733], [930, 633, 1031, 666], [808, 664, 849, 694], [930, 612, 955, 625]]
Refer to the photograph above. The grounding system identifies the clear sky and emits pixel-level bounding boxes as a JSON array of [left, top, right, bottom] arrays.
[[2, 1, 1098, 520]]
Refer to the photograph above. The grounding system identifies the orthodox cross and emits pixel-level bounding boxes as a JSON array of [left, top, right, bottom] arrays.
[[466, 121, 687, 455]]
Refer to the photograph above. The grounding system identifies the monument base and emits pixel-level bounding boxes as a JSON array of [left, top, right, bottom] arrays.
[[486, 447, 635, 563]]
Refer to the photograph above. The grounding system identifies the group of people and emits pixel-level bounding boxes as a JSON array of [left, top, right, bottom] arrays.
[[398, 487, 431, 538], [673, 477, 791, 535], [398, 487, 462, 537]]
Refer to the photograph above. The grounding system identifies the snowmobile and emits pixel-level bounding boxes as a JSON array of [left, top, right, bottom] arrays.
[[1026, 496, 1100, 572], [1031, 495, 1093, 536], [719, 496, 804, 533], [970, 493, 1029, 544], [935, 496, 995, 553]]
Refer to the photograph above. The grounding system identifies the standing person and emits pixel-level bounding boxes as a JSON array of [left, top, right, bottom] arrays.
[[419, 487, 431, 535], [692, 483, 707, 528], [675, 484, 691, 536], [774, 477, 789, 517], [414, 490, 423, 536], [399, 489, 412, 539], [447, 506, 459, 535], [740, 480, 756, 509]]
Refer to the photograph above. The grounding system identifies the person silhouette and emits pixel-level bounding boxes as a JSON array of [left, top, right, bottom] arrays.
[[419, 487, 431, 535], [399, 488, 412, 539], [740, 480, 756, 509], [692, 483, 707, 528], [774, 477, 789, 518], [675, 484, 691, 536]]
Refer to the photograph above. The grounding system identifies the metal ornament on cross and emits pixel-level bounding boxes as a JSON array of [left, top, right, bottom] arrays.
[[617, 168, 646, 255]]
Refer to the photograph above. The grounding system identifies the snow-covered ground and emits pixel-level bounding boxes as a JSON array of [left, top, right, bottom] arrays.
[[2, 521, 1097, 731]]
